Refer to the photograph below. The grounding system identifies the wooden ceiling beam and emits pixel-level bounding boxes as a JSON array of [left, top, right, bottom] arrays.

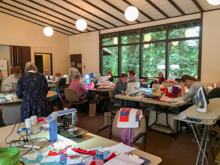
[[167, 0, 185, 15], [27, 0, 97, 31], [145, 0, 170, 18], [1, 6, 75, 35], [122, 0, 154, 21], [82, 0, 129, 25], [2, 1, 79, 33], [102, 0, 141, 23], [46, 0, 107, 29], [63, 0, 117, 27], [12, 0, 83, 33], [192, 0, 204, 12]]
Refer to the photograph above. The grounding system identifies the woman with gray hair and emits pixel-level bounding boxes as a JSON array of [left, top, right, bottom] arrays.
[[16, 61, 49, 122], [69, 62, 81, 82]]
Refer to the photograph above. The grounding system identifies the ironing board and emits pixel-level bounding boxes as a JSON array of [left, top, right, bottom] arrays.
[[174, 98, 220, 165]]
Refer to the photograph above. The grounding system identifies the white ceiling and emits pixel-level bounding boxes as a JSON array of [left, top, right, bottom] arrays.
[[0, 0, 220, 35]]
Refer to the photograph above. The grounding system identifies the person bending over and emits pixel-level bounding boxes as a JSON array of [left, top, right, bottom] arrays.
[[3, 66, 22, 92]]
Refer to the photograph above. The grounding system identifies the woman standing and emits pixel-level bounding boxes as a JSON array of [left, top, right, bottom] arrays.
[[16, 62, 49, 122]]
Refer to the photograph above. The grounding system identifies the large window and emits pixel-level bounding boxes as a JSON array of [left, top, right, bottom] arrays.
[[100, 20, 201, 79]]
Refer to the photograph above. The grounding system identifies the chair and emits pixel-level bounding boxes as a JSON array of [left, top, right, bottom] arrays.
[[208, 88, 220, 99], [64, 88, 89, 113], [96, 110, 147, 151], [2, 103, 22, 125], [109, 87, 121, 110]]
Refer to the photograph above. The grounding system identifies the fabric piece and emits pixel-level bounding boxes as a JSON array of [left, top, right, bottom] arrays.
[[100, 143, 135, 155], [72, 148, 96, 155], [22, 153, 44, 164], [117, 108, 143, 128], [103, 153, 144, 165], [119, 108, 131, 122], [47, 150, 60, 156], [93, 150, 110, 160], [105, 153, 116, 161], [16, 72, 49, 122], [121, 128, 134, 146]]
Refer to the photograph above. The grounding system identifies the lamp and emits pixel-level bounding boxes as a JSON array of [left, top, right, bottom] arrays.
[[43, 27, 53, 37], [172, 41, 179, 46], [124, 6, 139, 21], [113, 37, 118, 44], [76, 19, 87, 31], [144, 44, 150, 49], [207, 0, 220, 5], [144, 34, 152, 42]]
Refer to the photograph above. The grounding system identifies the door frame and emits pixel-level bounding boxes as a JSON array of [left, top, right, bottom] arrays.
[[34, 52, 53, 75]]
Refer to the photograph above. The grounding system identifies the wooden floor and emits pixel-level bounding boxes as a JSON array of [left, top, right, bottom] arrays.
[[76, 112, 220, 165]]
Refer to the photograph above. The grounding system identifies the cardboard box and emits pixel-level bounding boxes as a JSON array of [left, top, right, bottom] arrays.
[[89, 103, 96, 117], [104, 112, 111, 125]]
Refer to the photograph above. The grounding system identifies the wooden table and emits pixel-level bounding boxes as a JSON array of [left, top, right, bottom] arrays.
[[0, 123, 162, 165]]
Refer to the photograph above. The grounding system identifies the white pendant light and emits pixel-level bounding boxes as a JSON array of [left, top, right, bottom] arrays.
[[124, 6, 139, 21], [144, 44, 150, 49], [43, 27, 53, 37], [76, 19, 87, 31], [207, 0, 220, 5], [113, 37, 118, 44], [144, 34, 152, 42], [172, 41, 179, 46]]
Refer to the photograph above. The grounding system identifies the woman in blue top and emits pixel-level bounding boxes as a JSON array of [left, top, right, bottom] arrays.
[[113, 73, 128, 104]]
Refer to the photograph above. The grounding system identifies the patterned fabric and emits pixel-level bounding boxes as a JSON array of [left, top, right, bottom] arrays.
[[119, 108, 131, 122], [16, 72, 49, 122]]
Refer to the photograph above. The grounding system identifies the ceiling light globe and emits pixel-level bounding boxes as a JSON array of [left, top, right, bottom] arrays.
[[144, 34, 152, 42], [124, 6, 139, 21], [43, 27, 53, 37], [172, 41, 179, 46], [76, 19, 87, 31], [207, 0, 220, 5]]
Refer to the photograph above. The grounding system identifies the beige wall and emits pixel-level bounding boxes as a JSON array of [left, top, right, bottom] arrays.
[[201, 10, 220, 83], [69, 31, 99, 76], [0, 13, 70, 75]]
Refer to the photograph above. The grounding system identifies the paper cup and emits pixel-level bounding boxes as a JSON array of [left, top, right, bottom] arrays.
[[30, 116, 37, 125], [25, 118, 32, 128]]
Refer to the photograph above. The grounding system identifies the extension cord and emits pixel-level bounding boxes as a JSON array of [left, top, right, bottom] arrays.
[[23, 145, 41, 149], [11, 141, 25, 147]]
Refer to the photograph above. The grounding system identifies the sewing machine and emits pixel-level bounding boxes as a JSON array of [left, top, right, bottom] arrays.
[[45, 109, 88, 142]]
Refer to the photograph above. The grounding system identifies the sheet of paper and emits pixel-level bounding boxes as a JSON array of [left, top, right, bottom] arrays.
[[100, 143, 135, 155], [104, 153, 144, 165]]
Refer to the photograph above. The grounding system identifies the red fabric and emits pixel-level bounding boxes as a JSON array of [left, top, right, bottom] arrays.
[[72, 148, 96, 155], [154, 98, 160, 101], [37, 117, 45, 122], [90, 161, 96, 165], [119, 108, 132, 122], [47, 150, 60, 156], [105, 153, 116, 161]]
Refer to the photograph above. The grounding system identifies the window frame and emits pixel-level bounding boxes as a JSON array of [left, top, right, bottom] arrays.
[[100, 18, 202, 80]]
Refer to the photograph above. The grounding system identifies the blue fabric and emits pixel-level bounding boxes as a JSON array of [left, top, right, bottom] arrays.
[[22, 153, 44, 164], [16, 72, 49, 122]]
